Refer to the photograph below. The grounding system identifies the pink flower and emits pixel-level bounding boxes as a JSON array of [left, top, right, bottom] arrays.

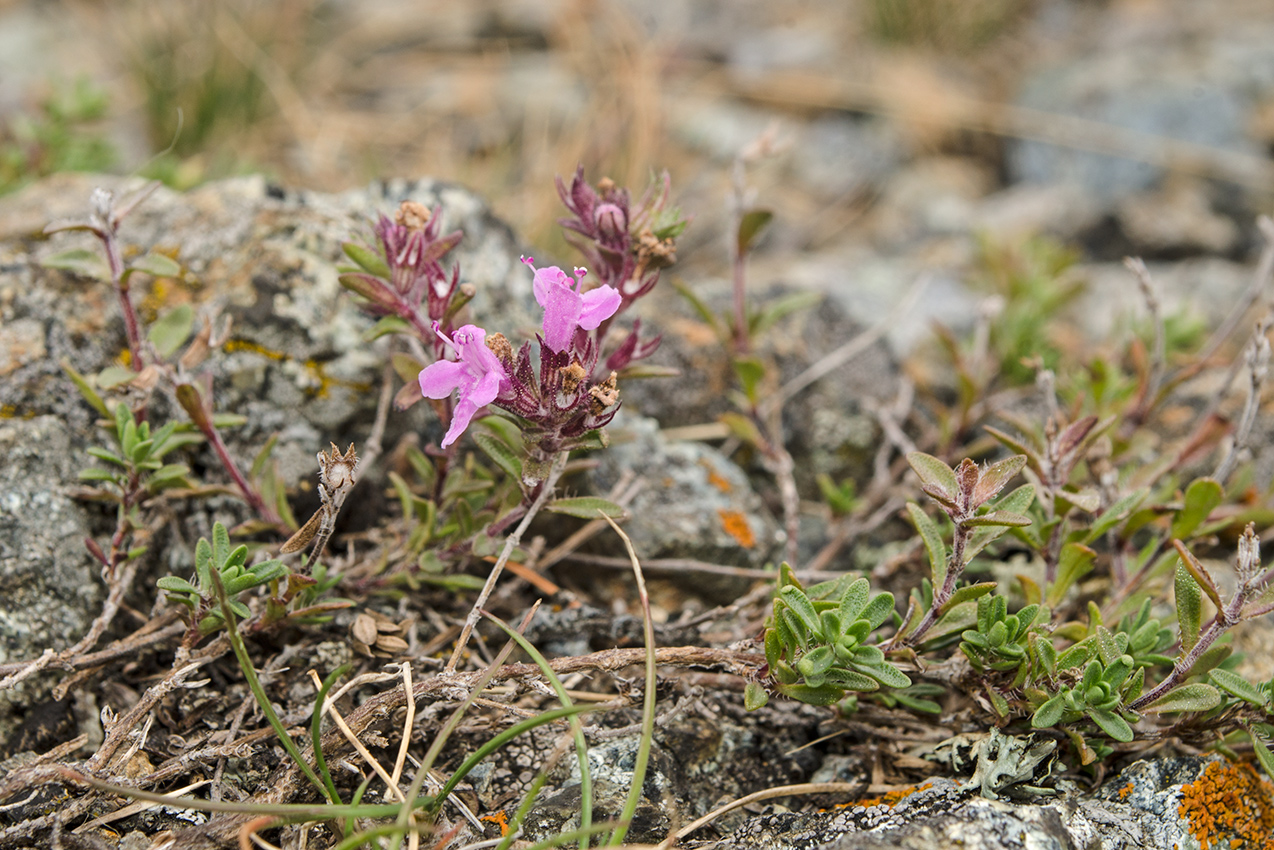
[[523, 257, 621, 352], [418, 324, 508, 448]]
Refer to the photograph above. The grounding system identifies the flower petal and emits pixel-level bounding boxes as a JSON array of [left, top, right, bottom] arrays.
[[576, 285, 621, 330], [440, 396, 480, 448], [468, 368, 504, 409], [538, 283, 582, 352], [418, 360, 468, 399]]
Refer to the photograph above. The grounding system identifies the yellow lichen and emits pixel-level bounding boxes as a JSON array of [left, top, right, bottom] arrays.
[[1119, 780, 1135, 800], [221, 338, 371, 398], [1177, 760, 1274, 850]]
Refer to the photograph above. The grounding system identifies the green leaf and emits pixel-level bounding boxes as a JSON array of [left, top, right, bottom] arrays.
[[1087, 708, 1134, 742], [1056, 639, 1095, 671], [907, 452, 958, 507], [906, 503, 948, 591], [672, 280, 724, 338], [1096, 626, 1121, 666], [861, 592, 896, 630], [156, 576, 197, 594], [1047, 543, 1096, 607], [195, 537, 213, 590], [1173, 540, 1224, 614], [964, 510, 1032, 528], [750, 291, 822, 337], [78, 467, 119, 482], [127, 251, 182, 279], [971, 455, 1027, 507], [1142, 683, 1222, 714], [96, 365, 138, 389], [342, 241, 391, 278], [777, 682, 850, 705], [779, 586, 822, 637], [147, 304, 194, 359], [212, 522, 232, 572], [473, 432, 523, 483], [546, 497, 626, 520], [736, 208, 773, 255], [944, 582, 999, 610], [1032, 694, 1067, 728], [744, 681, 769, 711], [41, 248, 109, 280], [363, 315, 412, 342], [1175, 561, 1203, 653], [1083, 489, 1149, 543], [837, 578, 870, 625], [1209, 669, 1269, 708], [86, 447, 128, 467], [60, 359, 109, 416], [1252, 731, 1274, 781], [861, 661, 911, 690], [1171, 478, 1225, 541], [732, 356, 765, 405]]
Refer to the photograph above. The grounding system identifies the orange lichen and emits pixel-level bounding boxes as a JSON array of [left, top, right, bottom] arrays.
[[1118, 780, 1135, 800], [479, 810, 510, 837], [701, 460, 733, 493], [1177, 760, 1274, 850], [835, 782, 934, 811], [718, 509, 756, 548]]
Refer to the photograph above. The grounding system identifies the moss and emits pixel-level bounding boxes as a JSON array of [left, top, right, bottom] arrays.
[[1178, 760, 1274, 850]]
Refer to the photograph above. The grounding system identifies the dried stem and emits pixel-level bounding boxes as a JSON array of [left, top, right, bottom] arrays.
[[1213, 315, 1271, 483]]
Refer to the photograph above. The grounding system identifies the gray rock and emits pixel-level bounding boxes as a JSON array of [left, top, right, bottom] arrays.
[[0, 417, 100, 742], [706, 755, 1246, 850], [592, 412, 779, 591], [0, 172, 531, 506], [1006, 21, 1274, 200]]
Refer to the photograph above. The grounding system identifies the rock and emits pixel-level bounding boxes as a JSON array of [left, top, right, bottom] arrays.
[[790, 116, 904, 203], [591, 412, 779, 592], [0, 172, 531, 515], [1006, 16, 1274, 200], [706, 754, 1263, 850], [0, 416, 100, 747], [1114, 179, 1242, 257]]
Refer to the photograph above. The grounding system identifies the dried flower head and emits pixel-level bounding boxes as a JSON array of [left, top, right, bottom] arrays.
[[394, 200, 432, 231]]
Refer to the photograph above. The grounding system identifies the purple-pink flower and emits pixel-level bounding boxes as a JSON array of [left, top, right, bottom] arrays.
[[523, 257, 621, 352], [418, 323, 509, 448]]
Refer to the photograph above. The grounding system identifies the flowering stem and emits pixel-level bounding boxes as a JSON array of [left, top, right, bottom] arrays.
[[444, 450, 569, 674], [1130, 598, 1241, 712], [97, 228, 146, 371], [892, 519, 973, 649], [202, 418, 288, 533]]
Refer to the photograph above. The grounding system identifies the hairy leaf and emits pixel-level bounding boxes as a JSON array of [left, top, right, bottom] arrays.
[[1143, 683, 1222, 714]]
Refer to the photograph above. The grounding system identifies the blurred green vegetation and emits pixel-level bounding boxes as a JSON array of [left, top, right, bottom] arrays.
[[0, 77, 117, 196]]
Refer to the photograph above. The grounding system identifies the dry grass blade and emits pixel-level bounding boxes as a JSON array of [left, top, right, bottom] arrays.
[[655, 782, 863, 848]]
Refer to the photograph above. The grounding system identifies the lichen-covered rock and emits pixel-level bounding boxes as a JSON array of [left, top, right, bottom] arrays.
[[592, 412, 779, 591], [703, 755, 1274, 850], [0, 416, 99, 745], [0, 173, 531, 483]]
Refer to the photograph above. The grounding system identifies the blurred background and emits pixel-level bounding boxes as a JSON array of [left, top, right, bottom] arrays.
[[3, 0, 1274, 317]]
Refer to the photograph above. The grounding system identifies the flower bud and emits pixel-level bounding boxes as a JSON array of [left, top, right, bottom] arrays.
[[594, 203, 626, 242]]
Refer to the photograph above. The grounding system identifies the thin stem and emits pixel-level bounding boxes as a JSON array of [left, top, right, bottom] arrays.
[[894, 520, 973, 648], [444, 450, 568, 673], [198, 416, 287, 532], [98, 230, 146, 371]]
